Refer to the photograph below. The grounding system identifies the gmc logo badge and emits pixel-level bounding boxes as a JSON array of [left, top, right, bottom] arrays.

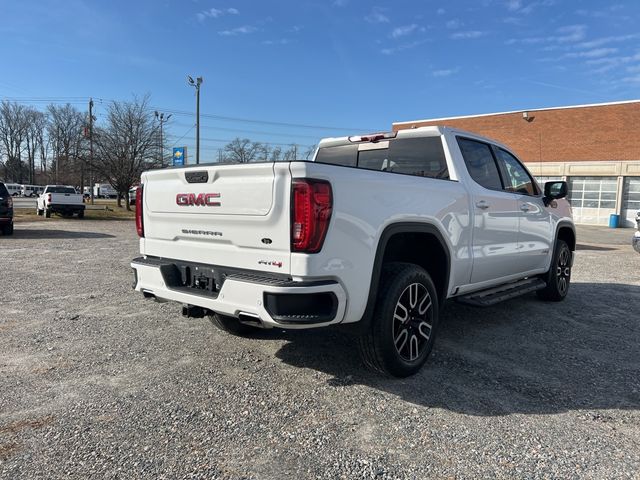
[[176, 193, 221, 206]]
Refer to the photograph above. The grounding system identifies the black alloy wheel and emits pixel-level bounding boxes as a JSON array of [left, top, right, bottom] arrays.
[[359, 262, 439, 377], [537, 239, 572, 301]]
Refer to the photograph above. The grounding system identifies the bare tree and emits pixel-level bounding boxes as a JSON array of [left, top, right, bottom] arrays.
[[0, 101, 29, 182], [281, 144, 299, 161], [303, 144, 317, 160], [223, 138, 265, 163], [269, 146, 282, 162], [92, 96, 157, 210], [47, 103, 85, 185], [24, 108, 47, 184]]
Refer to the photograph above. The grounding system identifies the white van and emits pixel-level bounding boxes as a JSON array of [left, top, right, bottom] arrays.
[[21, 185, 44, 197], [5, 184, 22, 196]]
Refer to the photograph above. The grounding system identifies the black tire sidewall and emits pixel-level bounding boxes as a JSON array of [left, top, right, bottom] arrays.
[[209, 313, 257, 336], [539, 239, 571, 301], [373, 264, 439, 377]]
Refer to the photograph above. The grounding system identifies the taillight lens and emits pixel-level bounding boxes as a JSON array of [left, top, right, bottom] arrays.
[[47, 193, 52, 203], [135, 185, 144, 237], [291, 179, 332, 253]]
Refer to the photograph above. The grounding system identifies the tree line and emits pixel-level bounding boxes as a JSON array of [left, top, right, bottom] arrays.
[[0, 96, 317, 210]]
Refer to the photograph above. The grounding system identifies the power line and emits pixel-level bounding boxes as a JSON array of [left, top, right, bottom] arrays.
[[170, 124, 195, 147], [0, 96, 375, 132], [149, 107, 372, 132], [170, 121, 321, 139], [166, 134, 315, 148]]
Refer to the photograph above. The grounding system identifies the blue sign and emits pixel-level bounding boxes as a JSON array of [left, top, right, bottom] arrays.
[[173, 146, 187, 166]]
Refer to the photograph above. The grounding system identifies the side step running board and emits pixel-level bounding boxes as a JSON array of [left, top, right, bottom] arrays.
[[456, 278, 546, 307]]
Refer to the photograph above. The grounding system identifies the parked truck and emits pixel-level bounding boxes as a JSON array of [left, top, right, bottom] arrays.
[[131, 126, 575, 376], [0, 181, 14, 235], [37, 185, 85, 218]]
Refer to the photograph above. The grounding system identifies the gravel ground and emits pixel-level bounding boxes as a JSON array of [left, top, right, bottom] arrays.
[[1, 220, 639, 479]]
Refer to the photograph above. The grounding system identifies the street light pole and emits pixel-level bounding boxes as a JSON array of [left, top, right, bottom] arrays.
[[89, 98, 95, 205], [187, 75, 203, 164], [154, 111, 172, 167]]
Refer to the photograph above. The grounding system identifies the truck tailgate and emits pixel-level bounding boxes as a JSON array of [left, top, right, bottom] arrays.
[[141, 162, 292, 274], [51, 193, 83, 205]]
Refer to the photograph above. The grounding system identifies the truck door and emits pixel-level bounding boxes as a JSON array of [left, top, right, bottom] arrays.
[[457, 137, 521, 284], [493, 147, 552, 274]]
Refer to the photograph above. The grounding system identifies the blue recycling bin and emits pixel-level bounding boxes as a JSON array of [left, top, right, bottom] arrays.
[[608, 214, 620, 228]]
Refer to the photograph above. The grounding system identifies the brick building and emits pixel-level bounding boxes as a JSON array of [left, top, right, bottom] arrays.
[[392, 100, 640, 226]]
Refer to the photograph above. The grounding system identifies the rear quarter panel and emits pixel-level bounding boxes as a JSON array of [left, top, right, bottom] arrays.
[[289, 161, 473, 323]]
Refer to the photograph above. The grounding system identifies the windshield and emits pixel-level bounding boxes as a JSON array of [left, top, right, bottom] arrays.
[[47, 187, 77, 194]]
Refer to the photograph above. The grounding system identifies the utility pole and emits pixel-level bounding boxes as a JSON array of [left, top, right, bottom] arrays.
[[154, 111, 172, 167], [187, 75, 203, 164], [88, 99, 95, 204], [55, 126, 60, 184]]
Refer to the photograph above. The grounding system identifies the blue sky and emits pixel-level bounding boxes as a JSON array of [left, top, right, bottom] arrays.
[[1, 0, 639, 161]]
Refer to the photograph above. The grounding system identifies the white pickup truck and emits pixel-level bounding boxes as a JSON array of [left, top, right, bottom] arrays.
[[131, 126, 575, 376], [37, 185, 85, 218]]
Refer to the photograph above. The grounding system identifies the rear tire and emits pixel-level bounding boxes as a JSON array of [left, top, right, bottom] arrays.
[[208, 313, 258, 336], [36, 207, 43, 216], [537, 239, 572, 301], [358, 262, 439, 377], [1, 222, 14, 235], [44, 209, 51, 218]]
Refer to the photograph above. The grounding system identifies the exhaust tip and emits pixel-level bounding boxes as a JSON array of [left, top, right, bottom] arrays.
[[238, 312, 263, 327], [182, 304, 206, 318]]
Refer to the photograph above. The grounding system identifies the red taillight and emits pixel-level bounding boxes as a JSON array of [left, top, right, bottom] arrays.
[[291, 179, 332, 253], [47, 193, 52, 203], [135, 185, 144, 237]]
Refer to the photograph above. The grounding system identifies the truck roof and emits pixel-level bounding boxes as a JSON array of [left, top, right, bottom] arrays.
[[317, 125, 508, 150]]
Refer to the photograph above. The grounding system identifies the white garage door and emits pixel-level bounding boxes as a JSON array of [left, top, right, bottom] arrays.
[[568, 177, 617, 225], [623, 177, 640, 228]]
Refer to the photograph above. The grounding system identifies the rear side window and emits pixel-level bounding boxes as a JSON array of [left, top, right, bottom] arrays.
[[315, 137, 449, 180], [457, 138, 503, 191], [315, 144, 358, 167], [0, 183, 8, 196]]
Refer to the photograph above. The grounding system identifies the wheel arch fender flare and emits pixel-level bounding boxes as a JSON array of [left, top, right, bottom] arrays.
[[554, 220, 576, 250], [357, 221, 452, 330]]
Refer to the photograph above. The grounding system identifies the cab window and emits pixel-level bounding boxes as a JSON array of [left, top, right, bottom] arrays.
[[457, 137, 503, 191], [494, 148, 538, 196]]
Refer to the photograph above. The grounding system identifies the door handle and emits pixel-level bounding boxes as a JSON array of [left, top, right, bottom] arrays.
[[475, 200, 490, 210], [520, 203, 530, 212]]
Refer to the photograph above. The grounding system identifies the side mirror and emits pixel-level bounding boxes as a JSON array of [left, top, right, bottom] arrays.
[[543, 181, 568, 206]]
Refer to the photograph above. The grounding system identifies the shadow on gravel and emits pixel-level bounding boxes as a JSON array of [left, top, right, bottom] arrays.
[[576, 244, 618, 251], [274, 282, 640, 416], [8, 229, 115, 239]]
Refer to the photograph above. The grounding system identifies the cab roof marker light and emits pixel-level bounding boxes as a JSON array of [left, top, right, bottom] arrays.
[[348, 131, 398, 143]]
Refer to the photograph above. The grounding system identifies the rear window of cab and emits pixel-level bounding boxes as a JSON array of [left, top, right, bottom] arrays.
[[315, 136, 449, 180]]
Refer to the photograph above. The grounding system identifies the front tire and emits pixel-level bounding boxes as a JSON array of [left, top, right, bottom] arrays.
[[208, 313, 258, 336], [537, 239, 572, 301], [358, 262, 439, 377], [77, 210, 84, 219]]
